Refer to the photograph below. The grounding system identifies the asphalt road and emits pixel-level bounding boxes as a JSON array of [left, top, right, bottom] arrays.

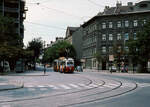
[[0, 67, 150, 107]]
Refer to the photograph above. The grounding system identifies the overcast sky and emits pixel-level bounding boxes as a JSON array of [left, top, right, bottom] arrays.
[[24, 0, 139, 46]]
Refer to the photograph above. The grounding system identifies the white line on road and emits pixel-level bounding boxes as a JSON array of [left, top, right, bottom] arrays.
[[25, 85, 35, 88], [2, 105, 11, 107], [69, 84, 81, 89], [59, 84, 71, 89], [47, 85, 59, 89], [89, 84, 99, 87], [103, 84, 115, 88], [37, 85, 45, 88]]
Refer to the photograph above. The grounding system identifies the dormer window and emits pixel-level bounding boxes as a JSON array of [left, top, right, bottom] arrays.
[[140, 4, 148, 8]]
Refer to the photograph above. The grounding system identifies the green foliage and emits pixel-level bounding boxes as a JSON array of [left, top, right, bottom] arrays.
[[94, 51, 102, 63], [0, 15, 23, 71], [128, 21, 150, 72], [27, 37, 43, 69], [43, 41, 76, 63], [0, 15, 21, 46], [27, 37, 43, 59]]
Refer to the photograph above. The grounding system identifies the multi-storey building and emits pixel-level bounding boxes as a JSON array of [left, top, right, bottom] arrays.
[[65, 27, 79, 44], [0, 0, 27, 44], [72, 26, 83, 62], [82, 0, 150, 70], [48, 37, 64, 48]]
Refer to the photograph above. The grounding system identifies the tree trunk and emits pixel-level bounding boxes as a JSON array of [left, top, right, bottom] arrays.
[[138, 61, 147, 73]]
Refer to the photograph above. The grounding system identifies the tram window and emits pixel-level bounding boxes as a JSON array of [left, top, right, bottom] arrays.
[[67, 62, 73, 65]]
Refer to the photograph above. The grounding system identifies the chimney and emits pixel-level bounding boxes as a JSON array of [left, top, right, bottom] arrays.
[[116, 1, 122, 7]]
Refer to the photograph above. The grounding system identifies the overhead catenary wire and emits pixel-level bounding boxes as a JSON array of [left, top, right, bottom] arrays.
[[87, 0, 106, 7], [26, 1, 91, 21], [25, 21, 66, 31]]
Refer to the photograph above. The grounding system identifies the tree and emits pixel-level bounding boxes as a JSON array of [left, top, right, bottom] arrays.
[[112, 43, 129, 72], [0, 15, 23, 72], [0, 15, 21, 46], [128, 21, 150, 73], [43, 41, 76, 64], [27, 37, 43, 70], [94, 51, 105, 70]]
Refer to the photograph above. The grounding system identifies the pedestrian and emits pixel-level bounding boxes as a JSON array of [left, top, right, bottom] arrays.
[[44, 64, 46, 75]]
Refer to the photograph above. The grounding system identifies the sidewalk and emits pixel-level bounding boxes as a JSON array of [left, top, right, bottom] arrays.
[[83, 69, 150, 76], [0, 77, 24, 91]]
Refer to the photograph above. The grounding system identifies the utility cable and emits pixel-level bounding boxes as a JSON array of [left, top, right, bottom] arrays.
[[25, 21, 66, 30], [87, 0, 105, 7]]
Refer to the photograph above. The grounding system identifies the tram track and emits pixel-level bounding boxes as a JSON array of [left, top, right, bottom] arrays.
[[0, 74, 104, 103], [60, 78, 138, 107], [0, 74, 138, 107]]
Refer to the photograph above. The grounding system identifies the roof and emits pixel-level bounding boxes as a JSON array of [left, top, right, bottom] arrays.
[[66, 27, 79, 37], [67, 27, 79, 32], [82, 1, 150, 27], [82, 10, 150, 27]]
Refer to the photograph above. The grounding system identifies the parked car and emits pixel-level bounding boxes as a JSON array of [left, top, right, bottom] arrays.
[[0, 61, 10, 72], [109, 66, 117, 72]]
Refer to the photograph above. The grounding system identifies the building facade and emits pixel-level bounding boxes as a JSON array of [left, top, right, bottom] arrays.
[[0, 0, 27, 43], [82, 0, 150, 70], [65, 27, 79, 44], [72, 27, 83, 62]]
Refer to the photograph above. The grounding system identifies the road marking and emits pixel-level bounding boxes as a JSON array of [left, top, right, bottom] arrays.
[[25, 85, 35, 88], [37, 85, 45, 88], [59, 84, 71, 89], [137, 83, 150, 87], [103, 84, 115, 88], [0, 83, 8, 85], [2, 105, 11, 107], [121, 83, 135, 88], [89, 84, 99, 87], [78, 83, 92, 88], [69, 84, 81, 89], [47, 85, 59, 89]]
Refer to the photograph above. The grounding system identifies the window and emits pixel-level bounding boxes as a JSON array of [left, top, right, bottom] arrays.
[[102, 22, 106, 29], [117, 33, 121, 40], [125, 46, 129, 52], [102, 46, 106, 53], [142, 19, 146, 26], [133, 20, 138, 27], [117, 21, 121, 28], [109, 46, 113, 53], [118, 46, 122, 52], [133, 32, 137, 40], [102, 34, 106, 41], [143, 19, 146, 24], [93, 59, 97, 67], [140, 4, 148, 8], [125, 20, 129, 27], [124, 33, 129, 41], [109, 34, 113, 41], [109, 22, 113, 28]]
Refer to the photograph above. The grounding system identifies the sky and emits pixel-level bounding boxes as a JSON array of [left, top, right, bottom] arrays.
[[24, 0, 139, 46]]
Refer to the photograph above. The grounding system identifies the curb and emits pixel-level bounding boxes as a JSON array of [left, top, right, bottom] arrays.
[[0, 80, 24, 91]]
